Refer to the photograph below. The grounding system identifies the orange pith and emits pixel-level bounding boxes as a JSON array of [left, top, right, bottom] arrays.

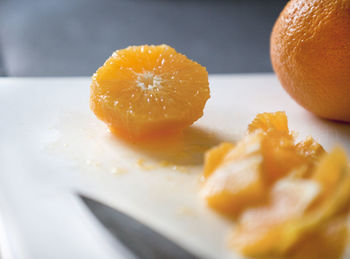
[[90, 45, 210, 139], [201, 111, 349, 258]]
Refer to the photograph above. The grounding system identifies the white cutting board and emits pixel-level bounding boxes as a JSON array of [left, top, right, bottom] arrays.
[[0, 74, 350, 259]]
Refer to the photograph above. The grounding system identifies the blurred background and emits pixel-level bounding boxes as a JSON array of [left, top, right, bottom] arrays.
[[0, 0, 286, 77]]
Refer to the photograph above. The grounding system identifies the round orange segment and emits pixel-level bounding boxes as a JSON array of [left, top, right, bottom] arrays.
[[90, 45, 210, 139]]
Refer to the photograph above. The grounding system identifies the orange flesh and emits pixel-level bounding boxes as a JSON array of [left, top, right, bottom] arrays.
[[201, 133, 266, 215], [287, 217, 348, 259], [203, 142, 235, 178], [202, 112, 349, 258], [90, 45, 210, 140]]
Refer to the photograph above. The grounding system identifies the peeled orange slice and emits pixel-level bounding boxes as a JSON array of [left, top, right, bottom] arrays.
[[201, 112, 327, 216], [248, 111, 289, 136], [248, 112, 325, 182], [231, 178, 320, 256], [248, 111, 314, 182], [201, 134, 266, 215], [90, 45, 210, 139], [296, 136, 325, 163], [288, 217, 348, 259], [201, 112, 348, 258], [203, 142, 235, 178], [231, 148, 350, 257]]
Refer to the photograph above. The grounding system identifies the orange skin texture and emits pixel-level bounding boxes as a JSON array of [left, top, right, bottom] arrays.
[[271, 0, 350, 122]]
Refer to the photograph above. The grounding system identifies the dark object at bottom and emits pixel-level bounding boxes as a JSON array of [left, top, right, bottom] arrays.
[[80, 195, 199, 259]]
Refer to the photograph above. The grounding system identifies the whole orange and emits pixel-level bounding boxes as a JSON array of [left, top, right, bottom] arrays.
[[271, 0, 350, 122]]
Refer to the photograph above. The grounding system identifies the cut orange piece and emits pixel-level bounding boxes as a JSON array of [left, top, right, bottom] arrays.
[[203, 142, 235, 178], [201, 112, 327, 217], [262, 135, 325, 182], [312, 147, 348, 200], [261, 134, 305, 183], [288, 217, 348, 259], [231, 178, 321, 256], [248, 111, 289, 136], [90, 45, 210, 139], [201, 134, 266, 215], [296, 136, 325, 163], [248, 111, 306, 182], [231, 148, 350, 257], [295, 136, 326, 177], [201, 111, 348, 258], [201, 155, 265, 216], [248, 111, 324, 182]]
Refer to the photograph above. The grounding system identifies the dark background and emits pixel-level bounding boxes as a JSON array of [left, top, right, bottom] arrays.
[[0, 0, 287, 77]]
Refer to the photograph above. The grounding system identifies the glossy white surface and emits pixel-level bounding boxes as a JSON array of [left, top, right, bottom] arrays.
[[0, 75, 349, 259]]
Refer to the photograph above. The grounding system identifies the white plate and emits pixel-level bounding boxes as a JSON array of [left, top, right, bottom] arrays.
[[0, 75, 349, 259]]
